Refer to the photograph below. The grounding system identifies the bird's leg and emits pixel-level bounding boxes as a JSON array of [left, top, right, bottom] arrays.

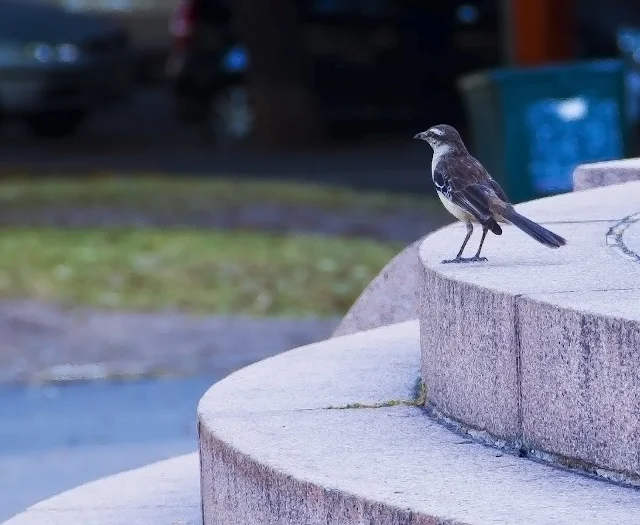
[[442, 222, 473, 264], [468, 227, 489, 262]]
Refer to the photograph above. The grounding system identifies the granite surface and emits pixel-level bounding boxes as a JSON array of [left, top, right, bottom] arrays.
[[198, 321, 640, 525], [333, 237, 429, 337], [573, 158, 640, 191], [2, 454, 200, 525], [419, 181, 640, 479]]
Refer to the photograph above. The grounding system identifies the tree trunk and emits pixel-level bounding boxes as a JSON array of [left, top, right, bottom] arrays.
[[228, 0, 326, 150]]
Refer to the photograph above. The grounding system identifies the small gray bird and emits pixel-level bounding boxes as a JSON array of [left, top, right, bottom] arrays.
[[414, 124, 566, 264]]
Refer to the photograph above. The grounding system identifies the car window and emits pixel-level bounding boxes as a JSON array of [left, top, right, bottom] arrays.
[[309, 0, 395, 17]]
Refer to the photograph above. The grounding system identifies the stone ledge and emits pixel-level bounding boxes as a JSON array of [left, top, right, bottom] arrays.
[[1, 454, 200, 525], [198, 321, 640, 525], [419, 181, 640, 482], [573, 158, 640, 190], [336, 156, 640, 339], [332, 236, 427, 337]]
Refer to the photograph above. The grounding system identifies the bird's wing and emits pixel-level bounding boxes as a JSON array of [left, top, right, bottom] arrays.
[[487, 176, 510, 204], [434, 165, 494, 224], [467, 155, 511, 204]]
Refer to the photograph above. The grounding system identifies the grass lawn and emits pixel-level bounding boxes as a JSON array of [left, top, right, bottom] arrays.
[[0, 176, 442, 215], [0, 177, 436, 315], [0, 228, 401, 316]]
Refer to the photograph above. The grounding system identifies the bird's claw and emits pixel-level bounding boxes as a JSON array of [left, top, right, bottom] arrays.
[[441, 256, 488, 264], [441, 257, 467, 264]]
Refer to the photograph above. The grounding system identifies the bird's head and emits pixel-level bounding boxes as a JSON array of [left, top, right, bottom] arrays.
[[413, 124, 465, 151]]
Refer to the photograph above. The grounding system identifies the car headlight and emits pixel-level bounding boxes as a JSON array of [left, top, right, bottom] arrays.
[[23, 42, 81, 63], [29, 42, 56, 63], [57, 43, 80, 63]]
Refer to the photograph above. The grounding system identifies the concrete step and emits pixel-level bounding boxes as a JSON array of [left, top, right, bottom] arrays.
[[573, 157, 640, 190], [2, 454, 199, 525], [420, 181, 640, 482], [198, 321, 640, 525]]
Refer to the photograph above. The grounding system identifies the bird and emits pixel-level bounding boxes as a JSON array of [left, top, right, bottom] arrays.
[[414, 124, 566, 264]]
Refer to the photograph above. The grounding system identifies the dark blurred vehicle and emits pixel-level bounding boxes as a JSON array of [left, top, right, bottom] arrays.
[[49, 0, 177, 84], [165, 0, 501, 145], [0, 0, 134, 138]]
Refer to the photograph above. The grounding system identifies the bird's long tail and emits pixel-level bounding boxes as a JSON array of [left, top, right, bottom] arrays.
[[500, 207, 566, 248]]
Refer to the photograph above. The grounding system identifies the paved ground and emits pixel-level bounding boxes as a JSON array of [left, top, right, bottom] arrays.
[[0, 301, 339, 385], [0, 376, 215, 522]]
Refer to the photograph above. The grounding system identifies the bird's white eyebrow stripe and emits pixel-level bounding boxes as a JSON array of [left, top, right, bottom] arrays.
[[431, 128, 444, 136]]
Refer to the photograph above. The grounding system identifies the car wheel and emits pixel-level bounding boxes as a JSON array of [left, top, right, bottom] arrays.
[[201, 84, 254, 147], [25, 110, 86, 139]]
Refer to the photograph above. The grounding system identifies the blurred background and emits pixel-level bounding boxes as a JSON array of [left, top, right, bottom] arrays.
[[1, 0, 640, 187], [2, 0, 640, 521]]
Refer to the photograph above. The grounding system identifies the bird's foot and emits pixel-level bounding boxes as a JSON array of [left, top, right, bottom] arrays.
[[441, 256, 468, 264], [441, 256, 487, 264]]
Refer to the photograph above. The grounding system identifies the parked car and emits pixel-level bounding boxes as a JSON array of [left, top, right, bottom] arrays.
[[165, 0, 501, 145], [0, 0, 134, 138], [49, 0, 177, 83]]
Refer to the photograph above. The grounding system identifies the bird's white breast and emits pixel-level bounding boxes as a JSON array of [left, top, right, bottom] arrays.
[[431, 144, 453, 173], [436, 190, 471, 221], [430, 144, 472, 222]]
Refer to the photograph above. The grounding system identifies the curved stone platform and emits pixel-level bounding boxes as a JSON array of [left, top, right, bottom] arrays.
[[332, 236, 428, 337], [198, 320, 640, 525], [420, 181, 640, 483], [2, 454, 200, 525]]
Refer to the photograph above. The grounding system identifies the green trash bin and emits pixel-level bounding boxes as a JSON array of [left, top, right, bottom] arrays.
[[458, 59, 628, 203]]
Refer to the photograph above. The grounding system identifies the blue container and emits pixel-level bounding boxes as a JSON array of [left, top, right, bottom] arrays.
[[458, 59, 628, 203]]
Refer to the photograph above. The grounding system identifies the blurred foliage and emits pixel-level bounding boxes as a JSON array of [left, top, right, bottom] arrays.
[[0, 228, 401, 316]]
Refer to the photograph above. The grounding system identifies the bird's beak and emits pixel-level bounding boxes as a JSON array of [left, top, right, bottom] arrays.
[[413, 132, 426, 140]]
